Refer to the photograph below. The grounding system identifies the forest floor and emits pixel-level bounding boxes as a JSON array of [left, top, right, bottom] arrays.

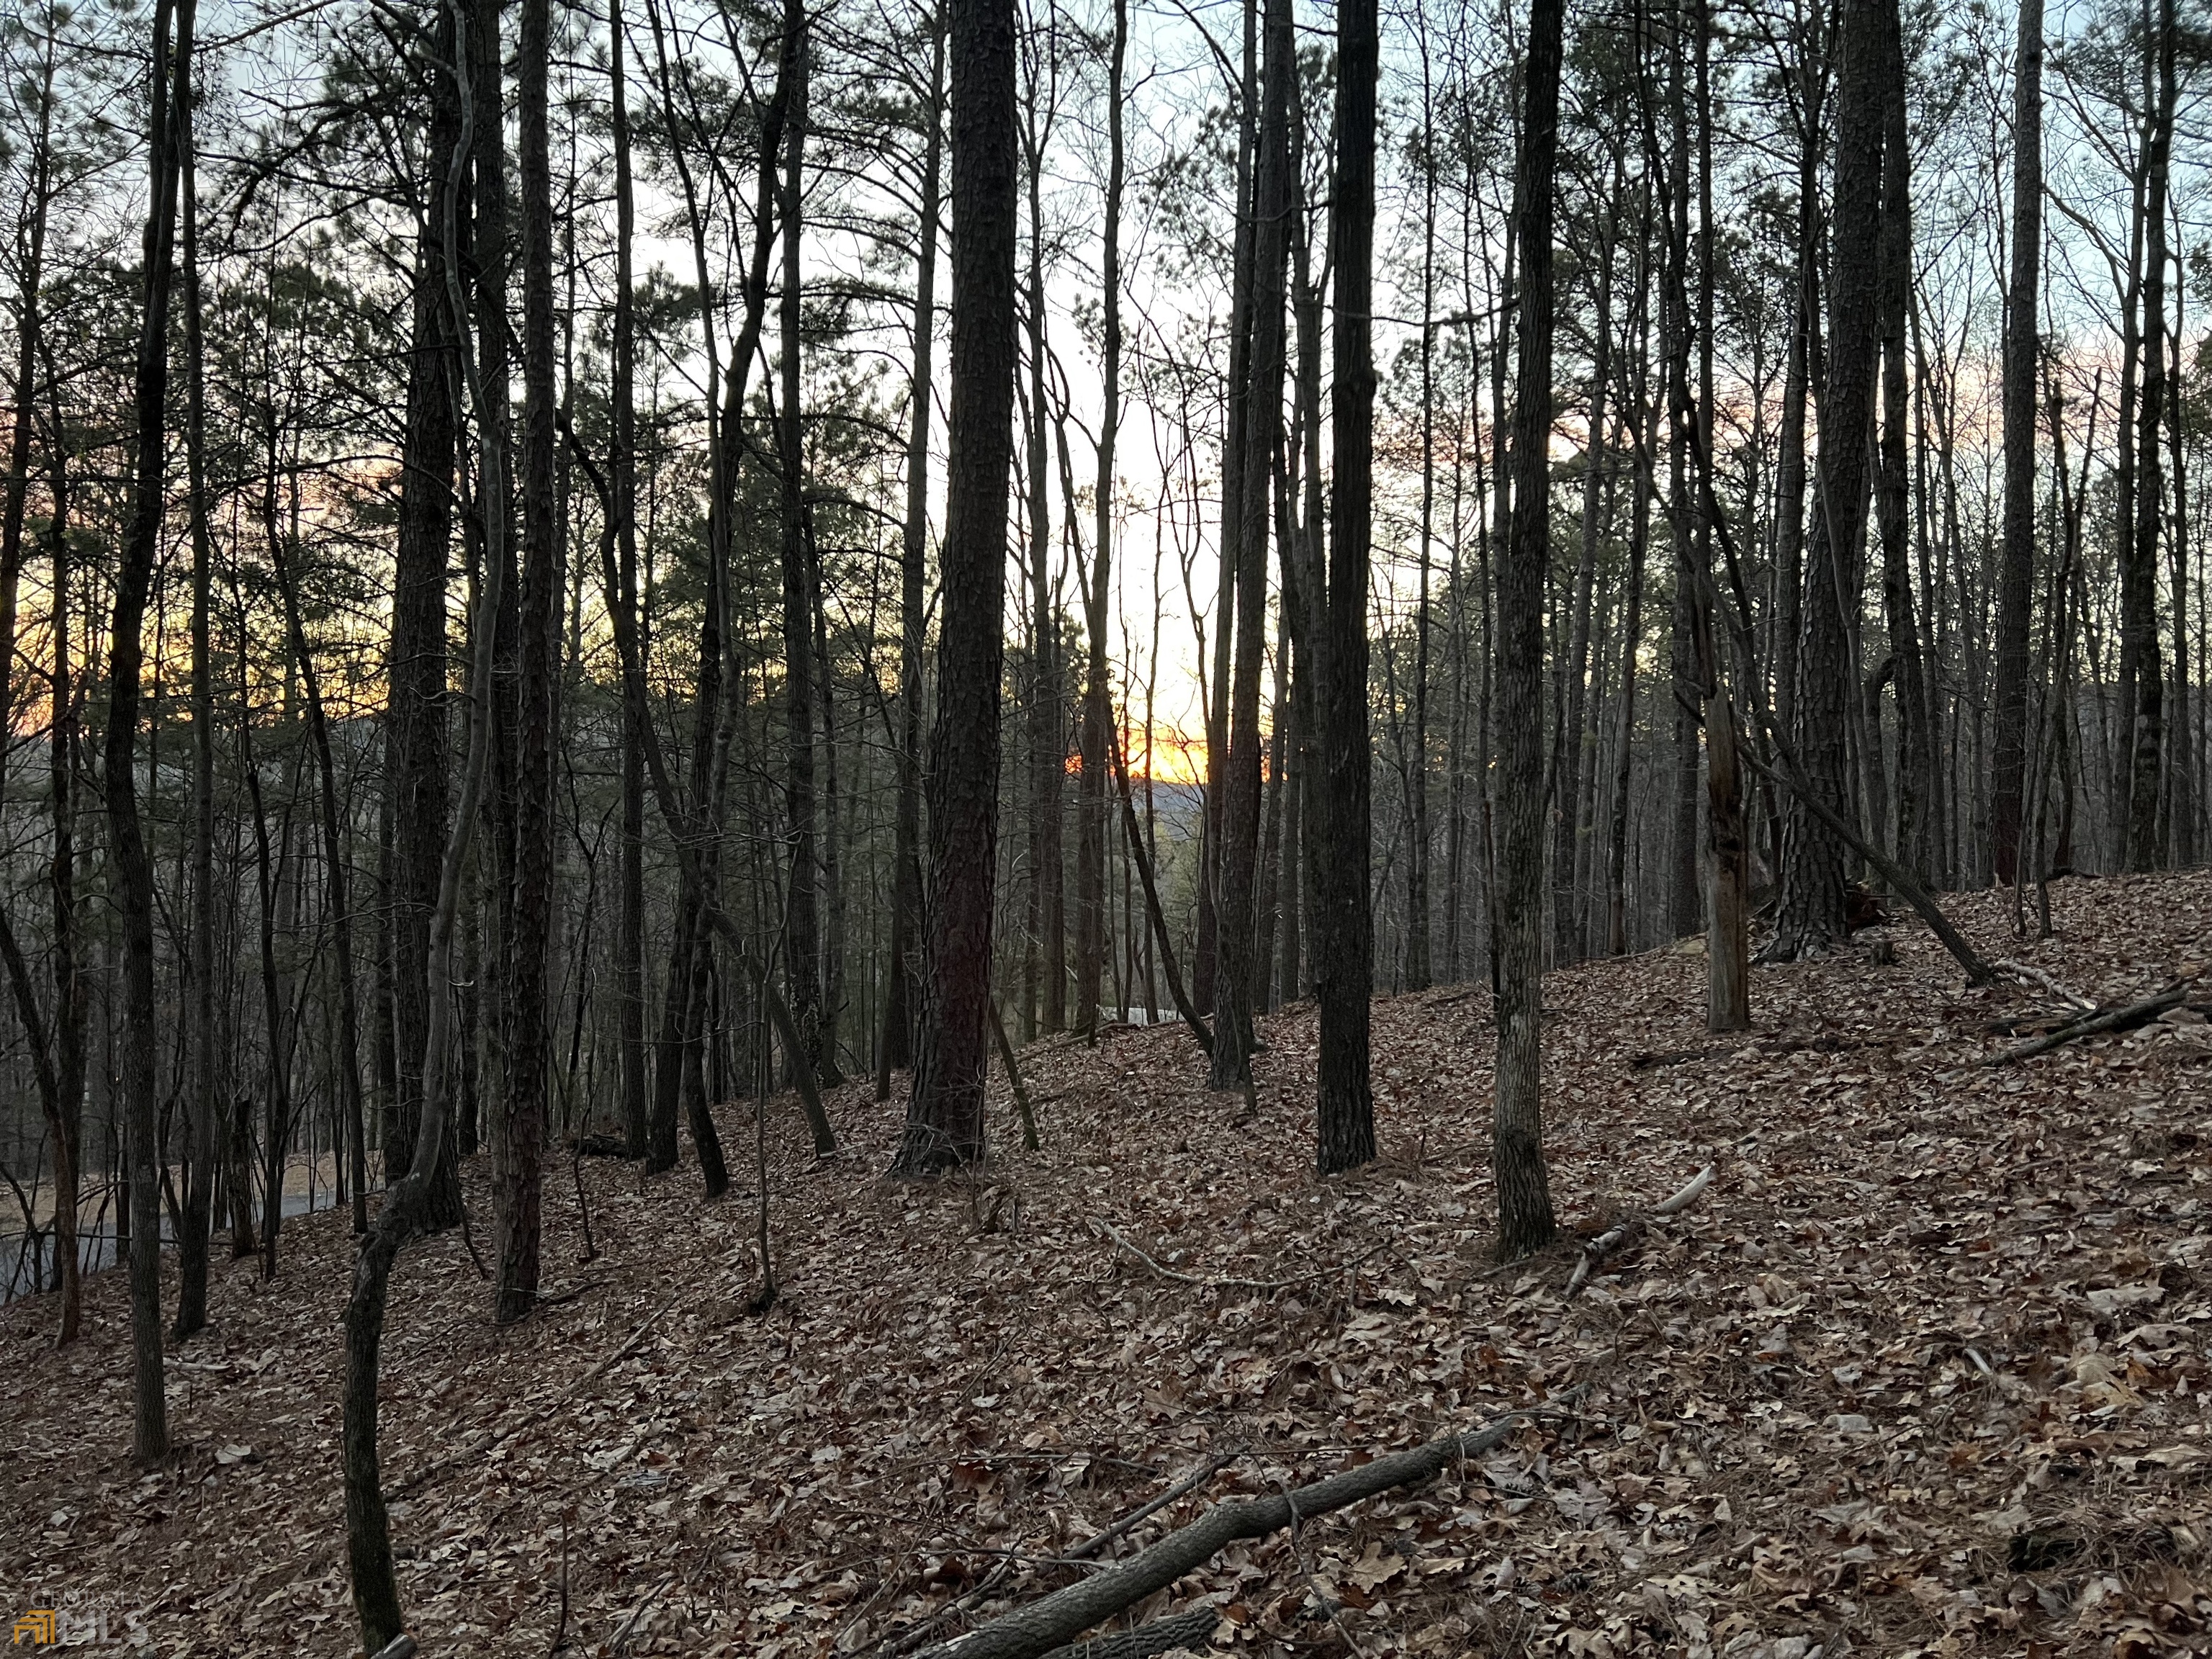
[[4, 875, 2211, 1659]]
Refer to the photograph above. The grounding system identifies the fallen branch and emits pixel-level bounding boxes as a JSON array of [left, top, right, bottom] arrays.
[[1565, 1164, 1714, 1298], [608, 1572, 675, 1654], [1069, 1451, 1241, 1560], [1038, 1608, 1218, 1659], [1986, 983, 2186, 1066], [1737, 739, 1997, 985], [1092, 1218, 1381, 1293], [1992, 958, 2096, 1013], [1109, 730, 1212, 1056], [991, 1000, 1042, 1152], [914, 1414, 1532, 1659]]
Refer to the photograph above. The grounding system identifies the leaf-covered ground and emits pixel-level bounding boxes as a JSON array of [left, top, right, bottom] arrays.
[[4, 873, 2210, 1659]]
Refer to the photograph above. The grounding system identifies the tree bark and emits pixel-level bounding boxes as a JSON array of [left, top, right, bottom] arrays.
[[894, 0, 1019, 1175], [1770, 0, 1885, 960], [879, 2, 946, 1094], [611, 0, 649, 1154], [1990, 0, 2042, 886], [1074, 0, 1123, 1042], [1493, 0, 1563, 1260], [779, 0, 827, 1081], [496, 0, 559, 1323], [112, 0, 193, 1464], [2125, 0, 2174, 870], [1316, 0, 1377, 1177], [172, 73, 219, 1342], [1210, 0, 1290, 1089]]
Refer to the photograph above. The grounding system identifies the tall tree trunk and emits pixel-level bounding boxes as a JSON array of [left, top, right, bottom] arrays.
[[1770, 13, 1824, 904], [1316, 0, 1377, 1177], [1660, 4, 1701, 943], [894, 0, 1018, 1174], [779, 0, 827, 1080], [1210, 0, 1290, 1089], [2167, 206, 2195, 865], [1874, 0, 1933, 878], [387, 0, 464, 1233], [344, 1, 513, 1619], [495, 0, 559, 1323], [1494, 0, 1563, 1259], [112, 0, 192, 1465], [46, 392, 84, 1341], [611, 0, 649, 1154], [1556, 176, 1616, 966], [1075, 0, 1123, 1042], [1771, 0, 1885, 959], [2126, 0, 2174, 870], [266, 464, 368, 1305], [1990, 0, 2042, 886], [171, 76, 218, 1342], [1022, 69, 1059, 1039], [879, 1, 946, 1094], [1195, 0, 1259, 1023]]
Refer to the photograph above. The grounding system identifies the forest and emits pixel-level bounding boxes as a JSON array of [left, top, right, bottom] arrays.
[[1, 0, 2211, 1647]]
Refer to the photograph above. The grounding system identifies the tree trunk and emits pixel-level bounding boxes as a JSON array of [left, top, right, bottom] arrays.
[[170, 73, 218, 1343], [387, 0, 464, 1236], [1990, 0, 2042, 886], [1874, 0, 1933, 879], [1210, 0, 1290, 1089], [879, 2, 946, 1094], [2126, 0, 2174, 870], [1770, 0, 1885, 960], [112, 0, 192, 1465], [344, 0, 513, 1612], [47, 392, 84, 1342], [779, 0, 827, 1081], [611, 0, 649, 1154], [1493, 0, 1563, 1259], [495, 0, 559, 1323], [1075, 0, 1123, 1042], [1316, 0, 1377, 1177], [894, 0, 1019, 1175]]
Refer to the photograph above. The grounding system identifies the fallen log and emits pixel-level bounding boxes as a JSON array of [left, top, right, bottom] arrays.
[[1565, 1164, 1714, 1297], [1986, 983, 2187, 1065], [1037, 1608, 1217, 1659], [912, 1415, 1532, 1659], [1069, 1452, 1240, 1561]]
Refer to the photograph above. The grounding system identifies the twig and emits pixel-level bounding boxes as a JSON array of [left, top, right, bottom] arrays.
[[1565, 1164, 1715, 1297], [992, 999, 1042, 1152], [1985, 983, 2186, 1065], [1275, 1472, 1367, 1657], [1092, 1218, 1382, 1292], [608, 1572, 675, 1654], [548, 1514, 571, 1655], [1992, 958, 2096, 1012], [1069, 1451, 1240, 1560]]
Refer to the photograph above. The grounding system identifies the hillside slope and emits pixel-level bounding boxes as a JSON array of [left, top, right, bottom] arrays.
[[3, 874, 2209, 1658]]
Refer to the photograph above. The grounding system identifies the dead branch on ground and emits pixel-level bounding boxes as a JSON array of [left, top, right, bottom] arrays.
[[912, 1413, 1535, 1659], [1986, 983, 2188, 1065], [1565, 1164, 1716, 1297]]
